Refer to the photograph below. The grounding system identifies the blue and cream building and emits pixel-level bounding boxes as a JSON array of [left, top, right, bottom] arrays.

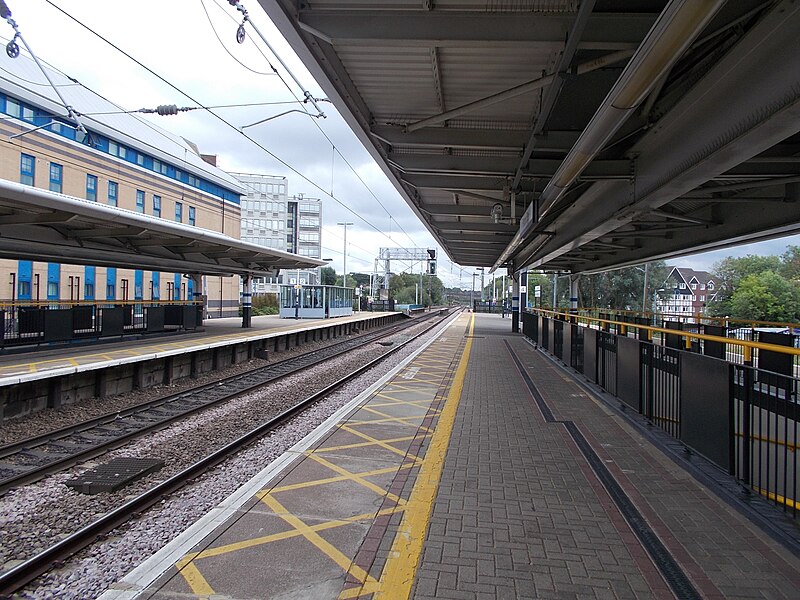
[[0, 48, 245, 316]]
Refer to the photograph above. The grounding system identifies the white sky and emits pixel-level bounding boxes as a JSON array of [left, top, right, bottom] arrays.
[[3, 0, 798, 288]]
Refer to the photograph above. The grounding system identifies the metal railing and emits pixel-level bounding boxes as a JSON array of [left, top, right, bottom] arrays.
[[0, 301, 203, 348], [522, 308, 799, 518]]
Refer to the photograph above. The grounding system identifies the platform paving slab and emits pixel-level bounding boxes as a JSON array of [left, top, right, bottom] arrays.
[[115, 314, 468, 600]]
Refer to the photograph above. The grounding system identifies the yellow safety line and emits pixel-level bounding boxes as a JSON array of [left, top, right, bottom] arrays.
[[372, 314, 474, 599]]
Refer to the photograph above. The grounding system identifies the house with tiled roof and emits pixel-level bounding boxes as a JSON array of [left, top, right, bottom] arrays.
[[656, 267, 719, 320]]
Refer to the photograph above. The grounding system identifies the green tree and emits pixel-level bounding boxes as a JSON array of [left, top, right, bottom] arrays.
[[577, 261, 668, 311], [710, 254, 783, 316], [320, 266, 337, 285], [780, 246, 800, 282], [728, 271, 800, 322]]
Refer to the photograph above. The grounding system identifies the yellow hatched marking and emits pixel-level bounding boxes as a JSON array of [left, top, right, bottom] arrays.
[[372, 314, 473, 599], [357, 405, 433, 422], [305, 453, 407, 506], [260, 493, 379, 586], [368, 398, 437, 409], [177, 505, 406, 568], [348, 416, 433, 431], [341, 425, 423, 462], [176, 561, 215, 597], [269, 463, 414, 494], [340, 580, 381, 599], [315, 434, 428, 454]]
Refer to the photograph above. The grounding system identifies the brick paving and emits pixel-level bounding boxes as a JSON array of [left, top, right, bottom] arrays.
[[412, 314, 800, 600]]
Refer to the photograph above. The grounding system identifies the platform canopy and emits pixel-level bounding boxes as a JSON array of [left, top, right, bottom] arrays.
[[0, 179, 324, 277], [260, 0, 800, 273]]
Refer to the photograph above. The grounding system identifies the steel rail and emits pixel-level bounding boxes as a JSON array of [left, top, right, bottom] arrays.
[[0, 307, 459, 595], [0, 311, 443, 494]]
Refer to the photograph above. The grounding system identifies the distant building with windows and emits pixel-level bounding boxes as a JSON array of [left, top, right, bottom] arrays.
[[657, 267, 719, 317], [0, 49, 245, 316], [231, 173, 322, 293]]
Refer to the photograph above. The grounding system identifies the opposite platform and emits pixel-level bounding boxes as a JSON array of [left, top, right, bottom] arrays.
[[101, 313, 800, 599], [0, 312, 396, 385]]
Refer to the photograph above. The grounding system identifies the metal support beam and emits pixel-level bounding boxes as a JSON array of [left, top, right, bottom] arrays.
[[297, 11, 656, 48], [407, 49, 632, 132], [512, 0, 598, 190]]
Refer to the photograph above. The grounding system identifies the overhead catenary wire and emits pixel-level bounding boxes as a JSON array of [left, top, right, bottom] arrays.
[[215, 1, 420, 250], [198, 0, 277, 77], [0, 1, 88, 138], [42, 0, 423, 254]]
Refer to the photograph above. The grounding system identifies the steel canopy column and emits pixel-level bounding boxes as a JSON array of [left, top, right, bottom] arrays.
[[242, 274, 252, 328], [190, 273, 204, 324], [511, 274, 520, 333], [570, 274, 580, 319]]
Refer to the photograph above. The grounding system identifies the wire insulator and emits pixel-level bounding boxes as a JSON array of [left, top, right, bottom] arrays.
[[156, 104, 178, 116]]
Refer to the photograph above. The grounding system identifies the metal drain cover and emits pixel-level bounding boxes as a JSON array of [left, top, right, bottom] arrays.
[[66, 457, 164, 494]]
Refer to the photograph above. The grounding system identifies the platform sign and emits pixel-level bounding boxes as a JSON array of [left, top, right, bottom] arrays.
[[534, 285, 541, 298], [520, 286, 527, 293]]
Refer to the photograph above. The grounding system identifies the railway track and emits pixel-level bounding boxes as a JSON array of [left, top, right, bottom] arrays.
[[0, 308, 458, 596], [0, 309, 447, 495]]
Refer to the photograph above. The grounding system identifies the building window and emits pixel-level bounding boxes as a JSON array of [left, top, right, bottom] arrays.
[[109, 141, 127, 159], [47, 281, 58, 298], [18, 280, 31, 298], [175, 202, 183, 222], [708, 282, 714, 290], [188, 206, 196, 226], [153, 195, 161, 218], [700, 295, 705, 302], [6, 96, 21, 118], [108, 181, 118, 206], [700, 284, 706, 290], [49, 163, 63, 193], [136, 189, 145, 213], [691, 283, 697, 290], [86, 174, 98, 201], [679, 283, 686, 289], [84, 283, 94, 298], [20, 153, 34, 185]]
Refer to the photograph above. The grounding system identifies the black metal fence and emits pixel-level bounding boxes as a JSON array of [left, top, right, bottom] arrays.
[[0, 302, 203, 348], [521, 309, 799, 519]]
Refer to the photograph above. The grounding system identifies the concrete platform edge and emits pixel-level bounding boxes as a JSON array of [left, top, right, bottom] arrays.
[[97, 313, 456, 600]]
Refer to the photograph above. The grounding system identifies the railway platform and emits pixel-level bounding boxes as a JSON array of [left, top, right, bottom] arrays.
[[0, 311, 401, 421], [100, 312, 800, 599]]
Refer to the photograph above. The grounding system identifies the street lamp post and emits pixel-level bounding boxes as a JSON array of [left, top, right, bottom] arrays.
[[337, 222, 353, 288], [470, 271, 480, 311]]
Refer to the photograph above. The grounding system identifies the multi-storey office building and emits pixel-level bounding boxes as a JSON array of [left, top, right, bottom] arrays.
[[0, 51, 244, 317], [232, 173, 322, 292]]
